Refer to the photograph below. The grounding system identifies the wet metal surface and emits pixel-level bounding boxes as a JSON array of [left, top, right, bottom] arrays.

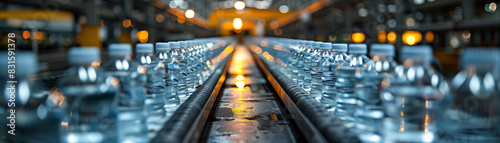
[[201, 45, 304, 143]]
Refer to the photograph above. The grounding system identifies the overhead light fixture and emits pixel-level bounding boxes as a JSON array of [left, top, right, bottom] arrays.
[[234, 1, 245, 10], [185, 9, 195, 19]]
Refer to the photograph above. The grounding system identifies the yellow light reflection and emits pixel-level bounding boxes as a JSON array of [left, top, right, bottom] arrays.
[[236, 81, 245, 88], [137, 30, 149, 43], [403, 31, 422, 45], [350, 32, 365, 43], [236, 75, 245, 81], [387, 31, 397, 44], [378, 31, 387, 43], [61, 122, 68, 126]]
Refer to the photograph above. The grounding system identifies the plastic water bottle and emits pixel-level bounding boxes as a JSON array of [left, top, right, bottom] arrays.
[[58, 47, 119, 143], [441, 48, 500, 142], [320, 43, 349, 112], [380, 45, 452, 143], [154, 42, 182, 111], [170, 42, 188, 100], [334, 44, 371, 123], [311, 43, 331, 101], [302, 41, 316, 92], [101, 43, 148, 143], [354, 44, 397, 142], [134, 43, 169, 137], [291, 41, 303, 83], [179, 41, 196, 95], [1, 52, 63, 142]]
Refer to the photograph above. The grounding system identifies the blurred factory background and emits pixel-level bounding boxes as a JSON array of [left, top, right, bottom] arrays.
[[0, 0, 499, 76]]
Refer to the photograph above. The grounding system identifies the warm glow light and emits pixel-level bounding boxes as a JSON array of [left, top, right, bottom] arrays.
[[402, 31, 422, 45], [35, 32, 43, 40], [350, 32, 366, 43], [425, 31, 434, 43], [270, 21, 279, 29], [122, 19, 131, 28], [61, 122, 68, 126], [274, 28, 282, 36], [136, 30, 149, 43], [177, 17, 186, 24], [236, 75, 245, 81], [378, 31, 387, 43], [156, 14, 164, 23], [23, 31, 30, 39], [233, 18, 243, 30], [234, 1, 245, 10], [185, 9, 195, 19], [387, 31, 397, 44]]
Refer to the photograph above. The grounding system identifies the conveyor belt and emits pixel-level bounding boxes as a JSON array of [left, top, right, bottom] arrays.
[[152, 44, 358, 143], [199, 45, 305, 143]]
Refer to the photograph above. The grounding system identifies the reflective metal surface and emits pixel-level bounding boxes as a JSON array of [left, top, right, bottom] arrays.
[[201, 45, 304, 143]]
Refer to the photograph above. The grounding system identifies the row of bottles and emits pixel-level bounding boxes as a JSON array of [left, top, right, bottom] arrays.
[[250, 37, 500, 143], [0, 38, 234, 143]]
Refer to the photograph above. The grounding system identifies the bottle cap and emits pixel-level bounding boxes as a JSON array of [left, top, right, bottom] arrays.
[[155, 42, 170, 51], [0, 51, 37, 76], [305, 41, 314, 47], [169, 42, 180, 49], [348, 44, 367, 54], [69, 47, 100, 65], [312, 42, 321, 48], [400, 45, 433, 66], [136, 43, 154, 54], [179, 41, 188, 47], [370, 44, 395, 57], [461, 48, 500, 73], [108, 43, 132, 57], [331, 43, 348, 52], [318, 42, 332, 50]]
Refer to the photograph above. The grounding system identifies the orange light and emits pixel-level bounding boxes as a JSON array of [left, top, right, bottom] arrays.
[[233, 18, 243, 30], [425, 31, 434, 43], [136, 30, 149, 43], [350, 32, 365, 43], [122, 19, 131, 28], [23, 31, 30, 39], [274, 28, 283, 36], [270, 21, 279, 29], [35, 32, 43, 40], [177, 17, 186, 24], [156, 14, 164, 23], [378, 31, 387, 43], [402, 31, 422, 45], [387, 31, 397, 44]]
